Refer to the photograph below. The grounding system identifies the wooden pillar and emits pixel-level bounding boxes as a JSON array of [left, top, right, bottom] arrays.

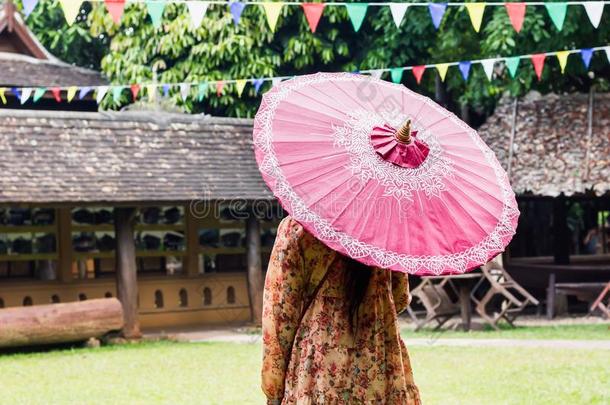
[[57, 208, 73, 282], [553, 194, 570, 265], [184, 206, 201, 277], [114, 207, 141, 339], [246, 215, 264, 325]]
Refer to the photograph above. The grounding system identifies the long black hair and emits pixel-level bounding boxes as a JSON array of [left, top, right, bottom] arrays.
[[343, 256, 372, 331]]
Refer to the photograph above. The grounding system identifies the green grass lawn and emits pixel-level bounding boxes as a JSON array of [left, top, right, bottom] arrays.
[[0, 340, 609, 405], [402, 322, 610, 341]]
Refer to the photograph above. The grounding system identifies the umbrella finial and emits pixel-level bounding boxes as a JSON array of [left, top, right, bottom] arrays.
[[395, 119, 412, 144]]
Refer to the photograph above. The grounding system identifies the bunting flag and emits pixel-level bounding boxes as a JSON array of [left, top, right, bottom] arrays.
[[67, 86, 78, 102], [179, 83, 190, 101], [583, 2, 604, 27], [216, 81, 224, 96], [272, 77, 283, 86], [253, 78, 264, 95], [581, 48, 593, 69], [130, 84, 140, 100], [390, 67, 403, 83], [162, 84, 170, 97], [229, 1, 246, 26], [556, 50, 570, 73], [0, 88, 6, 104], [370, 69, 384, 79], [104, 0, 126, 24], [530, 53, 546, 80], [235, 79, 247, 97], [458, 61, 471, 81], [505, 2, 526, 33], [51, 87, 61, 102], [20, 88, 32, 104], [146, 84, 156, 101], [96, 86, 109, 104], [481, 58, 496, 80], [79, 86, 91, 99], [186, 1, 209, 29], [302, 3, 325, 33], [33, 87, 46, 102], [345, 3, 368, 32], [112, 86, 123, 102], [389, 3, 408, 28], [59, 0, 84, 25], [505, 56, 520, 78], [606, 47, 610, 63], [22, 0, 38, 17], [435, 63, 449, 81], [197, 83, 208, 101], [545, 2, 568, 31], [428, 3, 447, 29], [465, 3, 486, 33], [146, 0, 166, 29], [262, 2, 283, 32], [412, 65, 426, 84]]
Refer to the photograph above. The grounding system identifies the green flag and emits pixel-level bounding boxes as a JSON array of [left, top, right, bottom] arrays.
[[545, 3, 567, 31], [345, 3, 368, 32], [390, 68, 403, 84], [112, 86, 124, 103], [505, 57, 520, 78], [197, 83, 208, 101], [33, 87, 46, 102], [146, 0, 166, 29]]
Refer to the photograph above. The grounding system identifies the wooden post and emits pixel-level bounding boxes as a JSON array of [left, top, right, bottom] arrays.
[[547, 273, 556, 320], [553, 194, 570, 265], [246, 214, 264, 325], [184, 205, 201, 277], [57, 208, 73, 282], [114, 207, 141, 339]]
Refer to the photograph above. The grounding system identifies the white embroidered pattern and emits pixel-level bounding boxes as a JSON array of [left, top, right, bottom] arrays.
[[253, 73, 519, 275], [332, 110, 454, 202]]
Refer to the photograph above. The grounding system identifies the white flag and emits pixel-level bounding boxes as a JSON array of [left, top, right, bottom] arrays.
[[389, 3, 409, 28], [180, 83, 191, 101], [480, 59, 496, 81], [187, 1, 209, 29], [370, 69, 384, 79], [20, 88, 32, 104], [583, 2, 604, 28], [96, 86, 109, 104], [605, 46, 610, 63], [272, 77, 283, 87]]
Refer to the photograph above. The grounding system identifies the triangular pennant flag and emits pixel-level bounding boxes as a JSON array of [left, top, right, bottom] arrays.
[[229, 1, 246, 26], [179, 83, 190, 101], [262, 2, 283, 32], [216, 81, 224, 97], [530, 53, 546, 80], [51, 87, 61, 102], [389, 3, 408, 28], [481, 59, 496, 80], [428, 3, 447, 29], [105, 0, 126, 25], [186, 1, 209, 29], [33, 87, 46, 102], [0, 88, 7, 104], [301, 3, 325, 33], [345, 3, 368, 32], [253, 78, 264, 95], [130, 84, 140, 101], [146, 84, 157, 101], [162, 84, 170, 97], [370, 69, 384, 79], [78, 86, 91, 99], [146, 0, 166, 29], [235, 79, 247, 97], [96, 86, 109, 104], [458, 61, 472, 81], [583, 2, 604, 28], [59, 0, 84, 25], [505, 56, 520, 78], [505, 3, 526, 33], [67, 86, 78, 102], [197, 83, 208, 101], [545, 3, 567, 31], [11, 88, 21, 99], [20, 88, 33, 104], [112, 86, 124, 102], [465, 3, 486, 32], [390, 68, 403, 84], [556, 51, 570, 73], [580, 48, 593, 70], [412, 66, 426, 84], [22, 0, 38, 17], [435, 63, 449, 81], [272, 77, 283, 87], [605, 47, 610, 63]]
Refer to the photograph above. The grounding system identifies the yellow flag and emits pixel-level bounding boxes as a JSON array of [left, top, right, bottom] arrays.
[[59, 0, 84, 26], [262, 2, 284, 32], [436, 63, 450, 82], [146, 84, 156, 101], [235, 80, 247, 97], [465, 3, 486, 33], [0, 88, 6, 104], [556, 51, 570, 74], [67, 86, 78, 102]]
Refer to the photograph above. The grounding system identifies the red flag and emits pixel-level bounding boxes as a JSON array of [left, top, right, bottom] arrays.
[[412, 65, 426, 84], [505, 3, 526, 33], [302, 3, 325, 33], [130, 84, 140, 101], [216, 81, 224, 97], [105, 0, 126, 25], [530, 53, 546, 80], [51, 87, 61, 102]]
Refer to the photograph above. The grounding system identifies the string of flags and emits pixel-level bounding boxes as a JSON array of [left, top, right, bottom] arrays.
[[21, 0, 607, 33], [0, 45, 608, 105]]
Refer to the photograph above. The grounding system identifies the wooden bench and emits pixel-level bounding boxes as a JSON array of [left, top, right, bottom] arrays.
[[547, 274, 608, 319], [589, 282, 610, 318]]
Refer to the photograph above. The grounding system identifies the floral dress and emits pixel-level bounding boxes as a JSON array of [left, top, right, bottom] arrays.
[[262, 217, 421, 405]]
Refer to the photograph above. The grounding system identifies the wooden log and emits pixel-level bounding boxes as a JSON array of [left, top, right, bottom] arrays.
[[0, 298, 123, 348], [246, 215, 264, 325]]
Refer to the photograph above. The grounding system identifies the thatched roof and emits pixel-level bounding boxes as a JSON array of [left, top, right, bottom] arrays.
[[478, 92, 610, 196], [0, 109, 272, 204]]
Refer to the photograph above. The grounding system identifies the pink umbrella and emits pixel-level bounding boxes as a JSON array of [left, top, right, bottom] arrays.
[[253, 72, 519, 275]]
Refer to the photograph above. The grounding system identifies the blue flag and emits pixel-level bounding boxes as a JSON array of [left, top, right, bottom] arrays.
[[459, 61, 472, 81], [428, 3, 447, 29], [580, 48, 593, 70]]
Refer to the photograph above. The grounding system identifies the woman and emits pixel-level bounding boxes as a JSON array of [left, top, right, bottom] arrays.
[[261, 217, 421, 404]]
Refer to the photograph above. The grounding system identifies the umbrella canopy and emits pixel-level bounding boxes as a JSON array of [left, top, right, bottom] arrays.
[[253, 72, 519, 275]]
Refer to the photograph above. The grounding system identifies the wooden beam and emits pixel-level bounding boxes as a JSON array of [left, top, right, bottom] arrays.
[[114, 207, 141, 339], [246, 215, 263, 325]]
